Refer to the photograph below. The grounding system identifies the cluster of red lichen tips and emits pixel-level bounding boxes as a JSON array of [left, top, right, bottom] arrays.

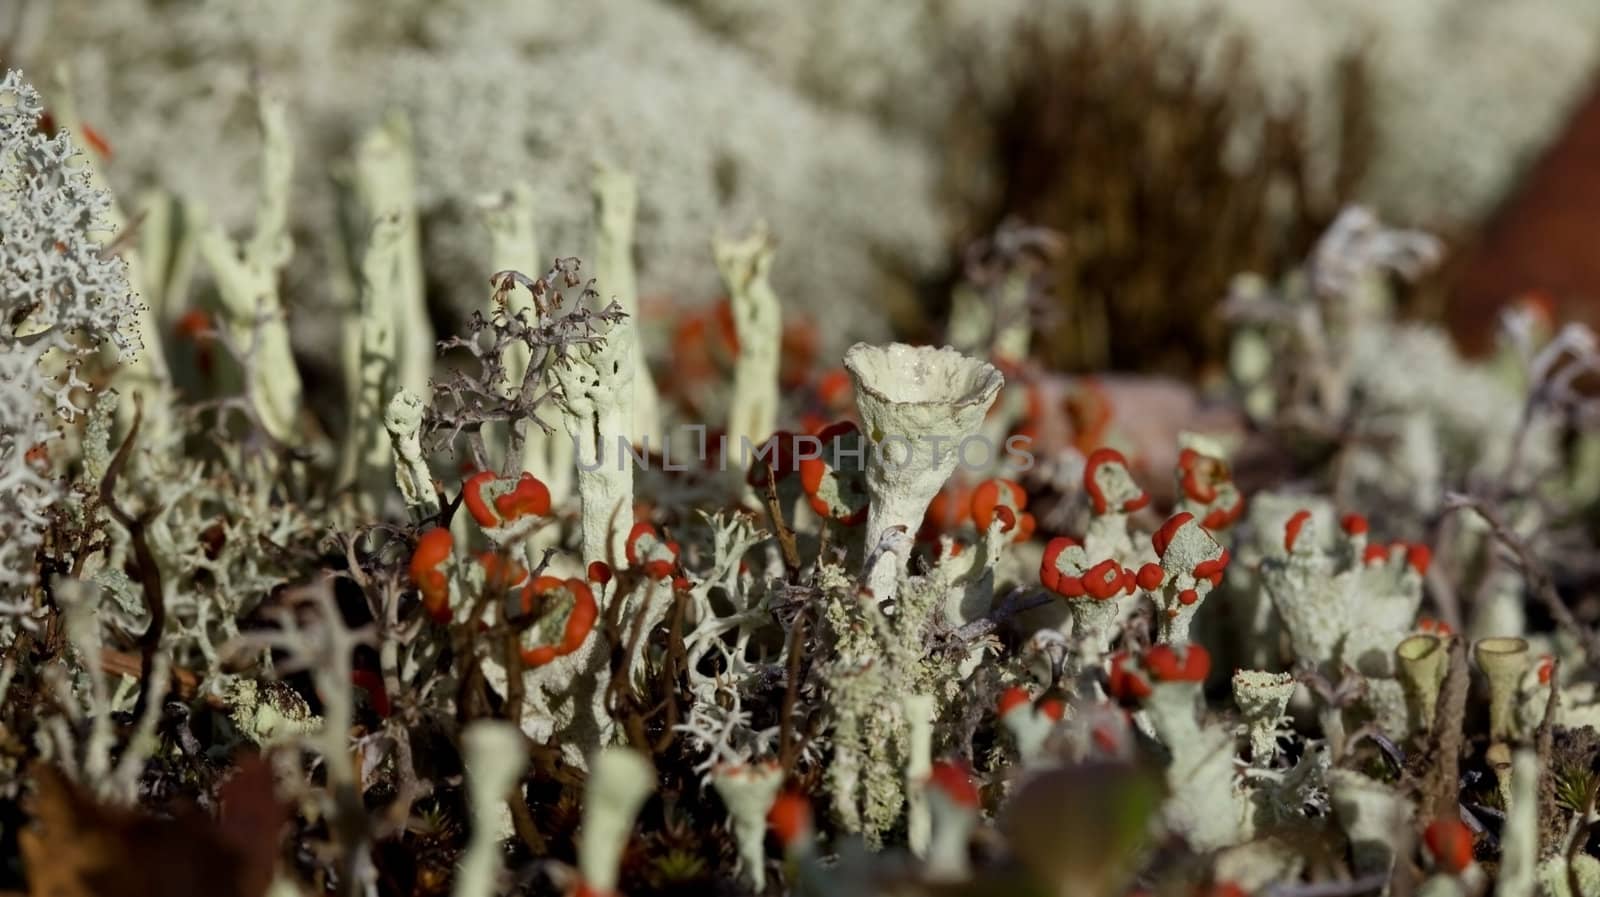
[[797, 421, 870, 525], [1176, 447, 1244, 530], [405, 471, 601, 665], [464, 470, 552, 529], [1107, 643, 1211, 703], [517, 576, 599, 667], [998, 685, 1066, 723], [409, 527, 455, 623], [972, 478, 1036, 542], [1083, 447, 1150, 515], [1286, 509, 1432, 575], [625, 522, 681, 581], [1149, 511, 1230, 602], [1040, 536, 1137, 600]]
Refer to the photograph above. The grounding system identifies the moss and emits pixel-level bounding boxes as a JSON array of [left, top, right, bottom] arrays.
[[1540, 726, 1600, 855]]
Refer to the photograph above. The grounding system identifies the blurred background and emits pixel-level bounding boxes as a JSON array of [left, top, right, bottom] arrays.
[[7, 0, 1600, 378]]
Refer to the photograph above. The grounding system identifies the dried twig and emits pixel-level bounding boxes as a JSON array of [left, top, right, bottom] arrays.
[[1444, 493, 1600, 665], [98, 647, 195, 700], [762, 465, 801, 578], [953, 586, 1053, 642], [778, 611, 808, 775], [1430, 638, 1470, 820], [647, 590, 689, 755], [95, 395, 166, 720], [1538, 656, 1560, 776]]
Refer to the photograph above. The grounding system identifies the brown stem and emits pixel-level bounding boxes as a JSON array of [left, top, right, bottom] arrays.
[[1430, 638, 1470, 821], [1444, 493, 1600, 666], [954, 587, 1053, 641], [507, 784, 546, 855], [762, 466, 801, 579], [1538, 657, 1560, 767], [648, 590, 688, 755], [503, 628, 527, 729], [778, 612, 808, 775], [97, 395, 167, 721]]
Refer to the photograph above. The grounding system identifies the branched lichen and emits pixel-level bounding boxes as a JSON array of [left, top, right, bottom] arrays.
[[0, 69, 140, 596]]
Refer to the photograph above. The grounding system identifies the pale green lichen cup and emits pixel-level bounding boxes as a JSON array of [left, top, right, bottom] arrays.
[[845, 342, 1003, 598]]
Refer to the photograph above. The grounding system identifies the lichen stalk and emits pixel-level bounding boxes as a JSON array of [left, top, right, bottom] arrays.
[[1398, 634, 1449, 736], [594, 165, 660, 446], [554, 310, 636, 568], [1328, 769, 1412, 879], [578, 748, 656, 896], [1145, 681, 1204, 754], [925, 786, 978, 882], [351, 112, 431, 399], [194, 89, 303, 444], [384, 389, 439, 519], [1232, 670, 1294, 766], [903, 693, 936, 857], [711, 761, 784, 890], [338, 212, 400, 516], [714, 224, 782, 457], [1149, 512, 1229, 645], [844, 342, 1003, 600], [999, 698, 1056, 763], [45, 64, 174, 442], [454, 722, 529, 897], [1476, 637, 1530, 744], [1496, 747, 1539, 897], [478, 183, 574, 506], [136, 190, 200, 329]]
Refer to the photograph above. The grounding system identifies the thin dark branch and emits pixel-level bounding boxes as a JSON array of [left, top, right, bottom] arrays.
[[96, 394, 166, 721], [1539, 656, 1560, 781], [778, 611, 807, 775], [762, 466, 801, 579], [1444, 493, 1600, 665], [954, 586, 1053, 641], [648, 589, 689, 755]]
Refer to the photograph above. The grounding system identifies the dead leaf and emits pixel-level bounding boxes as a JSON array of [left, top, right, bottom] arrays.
[[20, 759, 285, 897]]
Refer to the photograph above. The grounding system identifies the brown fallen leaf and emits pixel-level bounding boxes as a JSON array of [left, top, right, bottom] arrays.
[[98, 646, 198, 700], [20, 757, 286, 897]]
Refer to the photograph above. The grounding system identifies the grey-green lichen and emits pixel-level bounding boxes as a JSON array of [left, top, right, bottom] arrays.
[[225, 678, 322, 746]]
